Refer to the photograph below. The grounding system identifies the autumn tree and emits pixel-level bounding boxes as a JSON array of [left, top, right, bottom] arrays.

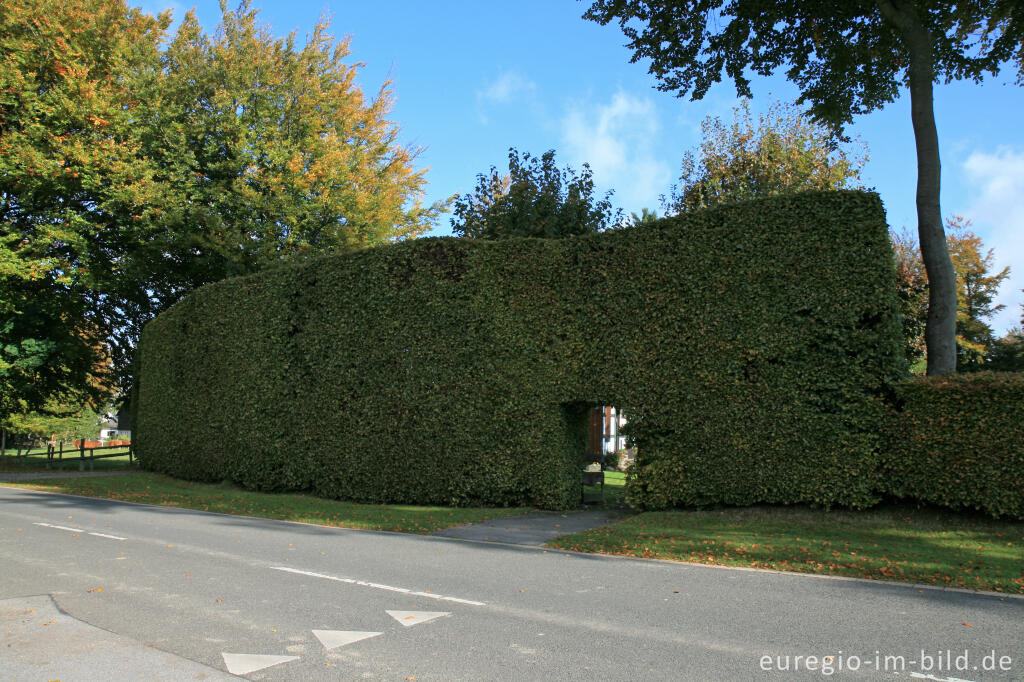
[[664, 99, 866, 213], [584, 0, 1024, 376], [99, 1, 447, 389], [892, 217, 1011, 372], [945, 217, 1010, 370], [0, 0, 163, 422], [2, 0, 448, 406], [451, 149, 620, 239]]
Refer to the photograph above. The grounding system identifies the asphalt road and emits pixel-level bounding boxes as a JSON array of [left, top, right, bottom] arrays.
[[1, 486, 1022, 681]]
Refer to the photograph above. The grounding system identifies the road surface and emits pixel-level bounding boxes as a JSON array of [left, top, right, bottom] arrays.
[[1, 486, 1021, 680]]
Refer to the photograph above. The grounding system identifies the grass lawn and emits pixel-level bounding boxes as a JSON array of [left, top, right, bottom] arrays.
[[582, 469, 628, 509], [0, 471, 531, 534], [548, 503, 1024, 594], [0, 448, 135, 473]]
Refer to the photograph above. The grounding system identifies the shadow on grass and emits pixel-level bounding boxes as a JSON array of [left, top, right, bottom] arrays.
[[547, 501, 1024, 594]]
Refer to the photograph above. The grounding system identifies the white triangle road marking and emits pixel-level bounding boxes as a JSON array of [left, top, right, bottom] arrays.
[[221, 652, 300, 675], [386, 610, 450, 627], [312, 629, 382, 650]]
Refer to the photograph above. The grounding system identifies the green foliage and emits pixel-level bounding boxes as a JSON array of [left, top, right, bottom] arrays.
[[582, 1, 1023, 132], [136, 191, 903, 511], [627, 208, 660, 226], [1, 0, 447, 406], [0, 0, 158, 420], [664, 99, 866, 213], [3, 403, 102, 440], [987, 324, 1024, 372], [890, 228, 929, 369], [885, 372, 1024, 519], [451, 148, 619, 239]]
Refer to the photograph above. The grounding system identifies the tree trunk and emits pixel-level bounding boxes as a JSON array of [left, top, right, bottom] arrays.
[[877, 0, 958, 375]]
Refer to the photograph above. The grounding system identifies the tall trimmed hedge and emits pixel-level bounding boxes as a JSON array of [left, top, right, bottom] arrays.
[[885, 372, 1024, 519], [135, 190, 904, 510]]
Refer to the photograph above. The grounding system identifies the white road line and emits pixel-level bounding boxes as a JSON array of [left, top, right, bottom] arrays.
[[34, 522, 84, 533], [33, 522, 126, 540], [88, 532, 126, 541], [269, 566, 486, 606]]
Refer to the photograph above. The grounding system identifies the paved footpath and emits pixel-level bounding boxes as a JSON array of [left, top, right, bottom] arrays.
[[2, 486, 1022, 680], [432, 509, 624, 545]]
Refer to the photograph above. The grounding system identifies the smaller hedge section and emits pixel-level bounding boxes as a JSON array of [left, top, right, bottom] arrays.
[[135, 190, 904, 511], [885, 372, 1024, 519]]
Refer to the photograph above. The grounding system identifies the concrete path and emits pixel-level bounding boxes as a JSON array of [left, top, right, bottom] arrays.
[[431, 509, 625, 545], [2, 594, 235, 681]]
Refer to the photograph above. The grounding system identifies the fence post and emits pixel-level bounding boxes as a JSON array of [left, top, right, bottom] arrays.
[[89, 447, 94, 472], [59, 440, 64, 472], [1, 428, 5, 458], [79, 439, 85, 472]]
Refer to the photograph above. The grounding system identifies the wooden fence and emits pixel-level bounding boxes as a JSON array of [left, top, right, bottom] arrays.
[[45, 440, 134, 472]]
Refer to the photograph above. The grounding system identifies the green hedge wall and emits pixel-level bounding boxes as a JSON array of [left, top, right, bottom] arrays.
[[135, 190, 904, 510], [884, 372, 1024, 519]]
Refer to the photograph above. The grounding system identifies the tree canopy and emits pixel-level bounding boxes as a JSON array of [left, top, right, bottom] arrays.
[[451, 148, 620, 239], [1, 0, 160, 421], [0, 0, 446, 420], [664, 98, 866, 213], [584, 0, 1024, 375]]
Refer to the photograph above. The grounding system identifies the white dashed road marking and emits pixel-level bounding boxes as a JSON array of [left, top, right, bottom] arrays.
[[221, 653, 300, 675], [269, 566, 486, 606], [87, 532, 126, 540], [311, 630, 382, 650], [34, 522, 127, 540], [386, 610, 451, 627], [34, 522, 84, 533]]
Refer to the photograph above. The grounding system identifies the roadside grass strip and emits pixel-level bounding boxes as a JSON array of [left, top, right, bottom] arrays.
[[546, 504, 1024, 594], [1, 471, 531, 534], [0, 449, 134, 473]]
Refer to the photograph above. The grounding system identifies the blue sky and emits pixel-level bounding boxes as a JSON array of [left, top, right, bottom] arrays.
[[142, 1, 1024, 334]]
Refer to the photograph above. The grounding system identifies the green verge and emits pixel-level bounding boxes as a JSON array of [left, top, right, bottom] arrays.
[[0, 472, 531, 534], [0, 449, 134, 473], [546, 505, 1024, 594]]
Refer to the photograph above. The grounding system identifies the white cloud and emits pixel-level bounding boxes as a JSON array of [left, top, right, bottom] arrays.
[[560, 91, 672, 211], [962, 147, 1024, 334], [478, 71, 536, 105], [474, 70, 538, 125]]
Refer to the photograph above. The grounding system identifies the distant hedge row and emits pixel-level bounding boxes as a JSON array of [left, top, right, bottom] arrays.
[[885, 373, 1024, 519], [135, 190, 905, 510]]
